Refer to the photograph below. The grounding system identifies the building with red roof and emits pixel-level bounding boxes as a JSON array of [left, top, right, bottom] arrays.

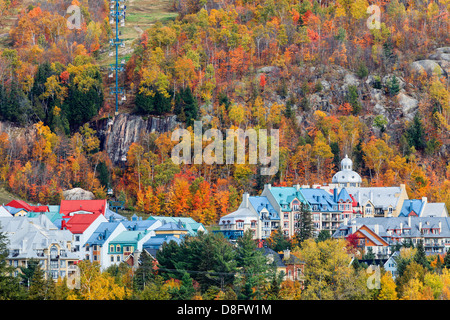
[[59, 199, 108, 218], [62, 213, 108, 259], [6, 200, 49, 213]]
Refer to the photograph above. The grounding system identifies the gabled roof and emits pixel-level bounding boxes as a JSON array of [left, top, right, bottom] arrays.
[[147, 216, 206, 236], [109, 230, 150, 245], [60, 200, 107, 217], [122, 219, 159, 231], [4, 206, 27, 215], [85, 221, 124, 246], [5, 200, 48, 212], [346, 187, 404, 210], [6, 200, 33, 212], [248, 196, 279, 220], [300, 188, 338, 212], [143, 234, 183, 250], [63, 213, 103, 234], [355, 226, 389, 246], [0, 206, 12, 217], [337, 188, 353, 203], [156, 222, 187, 232], [399, 199, 424, 217], [268, 186, 309, 211]]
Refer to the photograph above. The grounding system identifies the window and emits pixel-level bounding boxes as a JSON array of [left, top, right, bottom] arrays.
[[110, 256, 114, 262], [251, 221, 256, 228], [237, 222, 244, 229], [116, 245, 120, 252], [264, 222, 269, 228], [110, 245, 114, 253], [365, 207, 372, 214], [284, 213, 289, 220], [284, 222, 289, 228], [60, 271, 66, 278], [50, 246, 58, 259], [116, 255, 121, 262], [60, 260, 66, 268], [75, 235, 80, 242]]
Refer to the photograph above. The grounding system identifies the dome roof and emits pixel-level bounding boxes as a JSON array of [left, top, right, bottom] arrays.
[[332, 171, 362, 184], [332, 155, 362, 184], [341, 155, 353, 169]]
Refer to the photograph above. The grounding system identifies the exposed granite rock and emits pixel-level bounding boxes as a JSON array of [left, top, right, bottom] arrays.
[[91, 113, 180, 164], [63, 188, 95, 200]]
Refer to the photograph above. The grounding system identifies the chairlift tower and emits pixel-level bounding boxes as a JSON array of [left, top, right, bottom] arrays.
[[109, 0, 127, 116]]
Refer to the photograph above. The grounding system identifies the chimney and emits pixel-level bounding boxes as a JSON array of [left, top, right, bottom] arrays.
[[283, 249, 290, 260], [439, 221, 442, 233], [243, 192, 249, 208], [266, 183, 271, 190], [294, 184, 300, 191], [333, 188, 338, 202], [408, 215, 411, 228], [419, 221, 422, 233], [421, 197, 428, 216], [374, 224, 379, 234]]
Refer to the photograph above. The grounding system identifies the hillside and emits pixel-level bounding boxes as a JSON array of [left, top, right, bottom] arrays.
[[0, 0, 448, 224]]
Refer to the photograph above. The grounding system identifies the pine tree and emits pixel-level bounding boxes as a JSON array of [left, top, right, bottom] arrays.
[[170, 272, 196, 300], [414, 240, 430, 271], [133, 251, 156, 292], [0, 230, 26, 299], [444, 248, 450, 269], [28, 264, 56, 300], [296, 202, 314, 245], [406, 113, 426, 151], [386, 75, 400, 96], [235, 230, 268, 299]]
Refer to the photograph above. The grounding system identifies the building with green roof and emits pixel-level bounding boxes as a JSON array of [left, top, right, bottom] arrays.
[[147, 216, 206, 236], [261, 184, 310, 238]]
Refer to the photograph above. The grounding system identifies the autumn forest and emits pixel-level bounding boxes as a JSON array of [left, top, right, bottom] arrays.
[[0, 0, 448, 228]]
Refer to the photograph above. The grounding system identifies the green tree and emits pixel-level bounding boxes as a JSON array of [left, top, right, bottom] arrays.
[[316, 230, 331, 242], [135, 85, 172, 115], [28, 264, 56, 300], [139, 275, 171, 300], [170, 272, 196, 300], [0, 229, 26, 299], [414, 240, 430, 271], [266, 227, 291, 252], [444, 248, 450, 269], [174, 86, 198, 127], [234, 230, 268, 299], [385, 75, 400, 96], [157, 232, 237, 293], [19, 258, 40, 288], [133, 251, 157, 292], [295, 203, 314, 245], [406, 113, 426, 151], [346, 85, 361, 115]]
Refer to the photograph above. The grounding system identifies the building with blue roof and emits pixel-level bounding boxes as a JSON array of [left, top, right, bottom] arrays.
[[84, 221, 127, 270], [219, 193, 281, 240], [147, 216, 206, 236], [300, 188, 343, 235], [261, 184, 310, 237], [143, 235, 184, 257]]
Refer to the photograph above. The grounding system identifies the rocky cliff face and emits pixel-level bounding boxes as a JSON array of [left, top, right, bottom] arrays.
[[91, 113, 180, 164]]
